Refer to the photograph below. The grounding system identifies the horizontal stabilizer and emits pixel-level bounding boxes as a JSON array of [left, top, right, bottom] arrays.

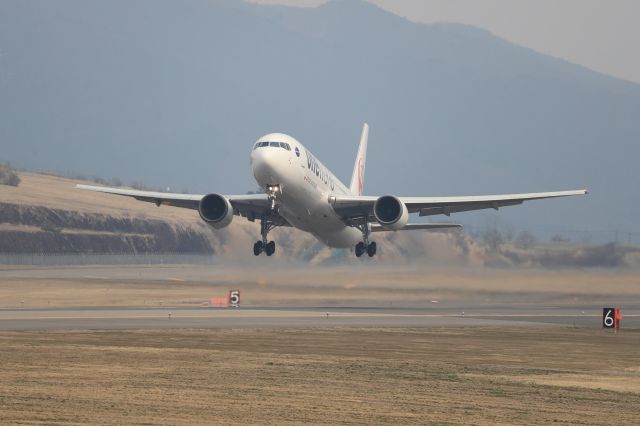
[[370, 223, 462, 232]]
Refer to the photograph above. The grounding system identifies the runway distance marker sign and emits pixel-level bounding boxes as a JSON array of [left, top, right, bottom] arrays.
[[602, 307, 621, 329], [202, 290, 241, 308], [228, 290, 240, 307]]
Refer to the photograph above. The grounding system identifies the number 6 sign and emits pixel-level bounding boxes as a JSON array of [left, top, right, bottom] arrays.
[[602, 307, 621, 329]]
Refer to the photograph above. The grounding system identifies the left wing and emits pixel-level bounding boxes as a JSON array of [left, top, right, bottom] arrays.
[[331, 189, 588, 220], [75, 184, 271, 220]]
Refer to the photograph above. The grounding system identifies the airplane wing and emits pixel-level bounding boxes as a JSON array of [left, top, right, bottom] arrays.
[[75, 184, 272, 221], [331, 189, 588, 220], [370, 223, 462, 232]]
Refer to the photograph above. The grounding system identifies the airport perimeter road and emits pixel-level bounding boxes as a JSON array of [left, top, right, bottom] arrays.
[[0, 306, 637, 331]]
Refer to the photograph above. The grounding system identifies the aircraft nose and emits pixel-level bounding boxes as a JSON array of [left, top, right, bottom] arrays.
[[251, 147, 281, 184]]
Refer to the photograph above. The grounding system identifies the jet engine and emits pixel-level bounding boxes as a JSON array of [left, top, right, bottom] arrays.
[[198, 194, 234, 229], [373, 195, 408, 230]]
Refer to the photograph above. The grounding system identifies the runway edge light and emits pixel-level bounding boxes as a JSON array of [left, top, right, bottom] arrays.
[[602, 307, 621, 329]]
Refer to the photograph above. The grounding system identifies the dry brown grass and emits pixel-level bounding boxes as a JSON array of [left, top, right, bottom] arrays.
[[0, 266, 638, 424], [0, 327, 638, 425]]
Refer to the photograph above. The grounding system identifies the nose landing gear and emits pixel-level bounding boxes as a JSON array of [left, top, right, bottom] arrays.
[[253, 186, 280, 257], [254, 213, 278, 256]]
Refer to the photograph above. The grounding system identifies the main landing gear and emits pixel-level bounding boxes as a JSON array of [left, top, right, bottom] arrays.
[[355, 241, 376, 258], [353, 219, 377, 258], [254, 185, 279, 257], [254, 239, 275, 256]]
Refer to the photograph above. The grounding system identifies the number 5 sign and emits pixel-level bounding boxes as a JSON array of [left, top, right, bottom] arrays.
[[602, 307, 621, 329], [228, 290, 240, 307]]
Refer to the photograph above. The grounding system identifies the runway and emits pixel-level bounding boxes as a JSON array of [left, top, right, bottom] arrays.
[[0, 306, 637, 330], [1, 265, 638, 331]]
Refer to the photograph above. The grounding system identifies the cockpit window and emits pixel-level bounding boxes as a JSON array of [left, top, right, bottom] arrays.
[[254, 141, 269, 149], [254, 141, 291, 151]]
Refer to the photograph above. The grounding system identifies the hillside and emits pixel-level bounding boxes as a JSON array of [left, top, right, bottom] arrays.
[[0, 173, 214, 255], [0, 0, 636, 237]]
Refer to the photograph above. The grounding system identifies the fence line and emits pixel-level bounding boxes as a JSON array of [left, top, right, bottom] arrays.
[[0, 253, 216, 266]]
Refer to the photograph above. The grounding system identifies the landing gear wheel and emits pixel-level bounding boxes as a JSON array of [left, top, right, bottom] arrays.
[[265, 241, 276, 256], [253, 241, 264, 256], [256, 211, 280, 257], [352, 219, 376, 259], [367, 241, 377, 257]]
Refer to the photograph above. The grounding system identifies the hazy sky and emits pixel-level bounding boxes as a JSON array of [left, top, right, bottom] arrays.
[[250, 0, 640, 83]]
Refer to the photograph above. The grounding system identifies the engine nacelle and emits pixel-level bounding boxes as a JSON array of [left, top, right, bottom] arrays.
[[198, 193, 234, 229], [373, 195, 409, 231]]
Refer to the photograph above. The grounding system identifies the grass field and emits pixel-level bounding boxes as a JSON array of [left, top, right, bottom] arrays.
[[0, 327, 638, 424]]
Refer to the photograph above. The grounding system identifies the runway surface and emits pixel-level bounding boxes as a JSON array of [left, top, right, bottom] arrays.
[[1, 264, 638, 331], [0, 306, 637, 330]]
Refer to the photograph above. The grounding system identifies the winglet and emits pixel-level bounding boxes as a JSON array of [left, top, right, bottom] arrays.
[[349, 123, 369, 196]]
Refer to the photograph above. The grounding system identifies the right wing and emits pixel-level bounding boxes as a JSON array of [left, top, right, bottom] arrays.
[[408, 190, 588, 217], [75, 184, 273, 222], [331, 189, 588, 220]]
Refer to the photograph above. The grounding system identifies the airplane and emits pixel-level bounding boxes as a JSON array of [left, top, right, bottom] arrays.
[[77, 124, 587, 258]]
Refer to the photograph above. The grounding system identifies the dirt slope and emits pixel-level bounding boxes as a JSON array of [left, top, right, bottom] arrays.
[[0, 173, 214, 254]]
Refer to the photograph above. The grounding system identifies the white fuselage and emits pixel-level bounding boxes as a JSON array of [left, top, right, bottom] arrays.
[[250, 133, 362, 247]]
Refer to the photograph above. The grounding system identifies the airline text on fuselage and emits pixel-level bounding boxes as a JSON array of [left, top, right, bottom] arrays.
[[305, 149, 335, 191]]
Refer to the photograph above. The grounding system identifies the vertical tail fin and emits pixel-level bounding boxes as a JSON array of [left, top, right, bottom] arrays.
[[349, 123, 369, 196]]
